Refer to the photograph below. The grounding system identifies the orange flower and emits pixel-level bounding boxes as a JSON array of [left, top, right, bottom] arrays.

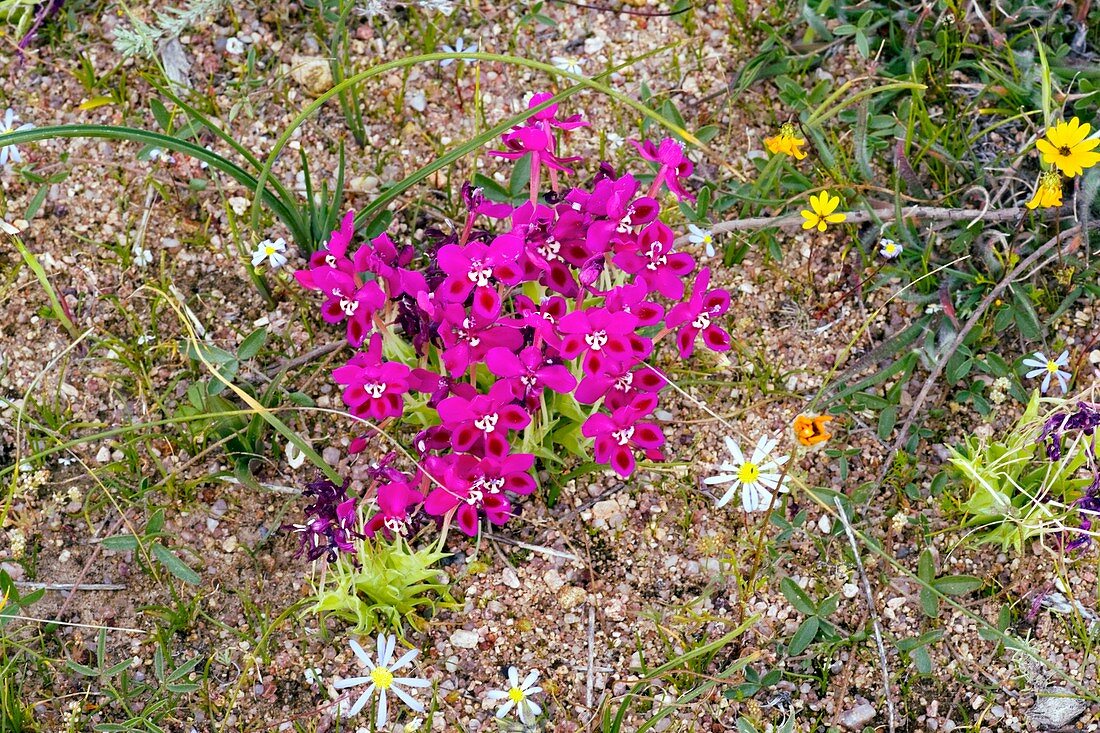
[[793, 414, 833, 446]]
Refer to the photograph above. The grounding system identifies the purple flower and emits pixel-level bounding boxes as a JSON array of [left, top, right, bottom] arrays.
[[437, 237, 524, 319], [581, 395, 665, 477], [423, 452, 536, 535], [613, 221, 695, 300], [294, 210, 357, 290], [632, 137, 695, 203], [574, 362, 666, 408], [436, 304, 524, 377], [284, 476, 361, 561], [558, 307, 650, 375], [313, 268, 386, 347], [364, 478, 425, 540], [331, 333, 411, 420], [437, 382, 532, 457], [486, 346, 577, 408], [665, 267, 732, 358]]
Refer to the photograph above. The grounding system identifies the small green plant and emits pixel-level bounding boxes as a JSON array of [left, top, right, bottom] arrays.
[[778, 576, 840, 655], [101, 507, 202, 585], [310, 538, 456, 635], [946, 391, 1093, 552]]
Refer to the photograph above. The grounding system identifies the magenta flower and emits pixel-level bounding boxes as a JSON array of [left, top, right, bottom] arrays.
[[331, 333, 411, 420], [486, 346, 577, 407], [352, 232, 428, 298], [294, 210, 357, 290], [559, 307, 650, 374], [665, 267, 732, 358], [436, 304, 524, 377], [491, 93, 586, 203], [423, 452, 536, 535], [584, 174, 659, 253], [313, 268, 386, 347], [513, 294, 568, 350], [613, 220, 695, 300], [574, 362, 666, 409], [437, 381, 532, 457], [602, 281, 665, 327], [581, 398, 665, 477], [437, 236, 523, 319], [632, 137, 695, 203], [364, 478, 424, 540]]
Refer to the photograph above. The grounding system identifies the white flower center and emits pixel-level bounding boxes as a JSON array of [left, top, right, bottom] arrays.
[[325, 254, 338, 267], [611, 426, 635, 446], [617, 206, 636, 233], [692, 312, 711, 329], [467, 259, 493, 286], [585, 330, 609, 351], [614, 372, 634, 391], [384, 517, 409, 536], [538, 237, 562, 262], [340, 298, 359, 316], [363, 382, 387, 399], [474, 412, 499, 433], [645, 243, 668, 271], [465, 486, 484, 505]]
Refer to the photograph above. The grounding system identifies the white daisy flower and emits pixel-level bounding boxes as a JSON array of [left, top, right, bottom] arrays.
[[132, 243, 153, 267], [487, 667, 543, 725], [606, 131, 625, 152], [1023, 350, 1071, 394], [704, 435, 789, 512], [551, 56, 584, 76], [252, 238, 287, 269], [879, 238, 902, 259], [333, 635, 430, 728], [687, 223, 716, 257], [440, 37, 477, 67], [0, 108, 35, 166]]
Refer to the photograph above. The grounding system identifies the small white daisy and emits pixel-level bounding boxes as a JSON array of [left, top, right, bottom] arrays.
[[440, 37, 477, 67], [1023, 350, 1071, 394], [879, 238, 902, 259], [333, 635, 430, 728], [687, 223, 717, 257], [551, 56, 584, 76], [252, 238, 287, 269], [486, 667, 543, 726], [606, 131, 625, 152], [0, 108, 35, 166], [704, 435, 789, 512], [132, 243, 153, 267]]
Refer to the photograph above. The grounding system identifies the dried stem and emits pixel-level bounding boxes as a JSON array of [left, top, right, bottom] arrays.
[[834, 497, 896, 733]]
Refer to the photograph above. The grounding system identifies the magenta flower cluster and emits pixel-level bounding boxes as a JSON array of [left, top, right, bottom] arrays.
[[293, 93, 731, 541]]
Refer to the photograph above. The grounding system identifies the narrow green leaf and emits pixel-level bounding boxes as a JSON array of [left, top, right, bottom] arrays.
[[152, 543, 201, 585]]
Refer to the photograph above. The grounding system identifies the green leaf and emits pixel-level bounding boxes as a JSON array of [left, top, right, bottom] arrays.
[[65, 660, 99, 677], [101, 534, 139, 551], [910, 646, 932, 674], [917, 548, 935, 582], [788, 616, 820, 655], [150, 98, 172, 132], [919, 586, 940, 618], [146, 507, 166, 535], [152, 543, 201, 585], [238, 327, 268, 361], [780, 577, 817, 616], [934, 575, 983, 596]]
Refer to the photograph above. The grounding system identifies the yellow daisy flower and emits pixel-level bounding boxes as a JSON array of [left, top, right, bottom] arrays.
[[800, 190, 846, 232], [1025, 170, 1063, 210], [764, 123, 808, 160], [1035, 117, 1100, 178]]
